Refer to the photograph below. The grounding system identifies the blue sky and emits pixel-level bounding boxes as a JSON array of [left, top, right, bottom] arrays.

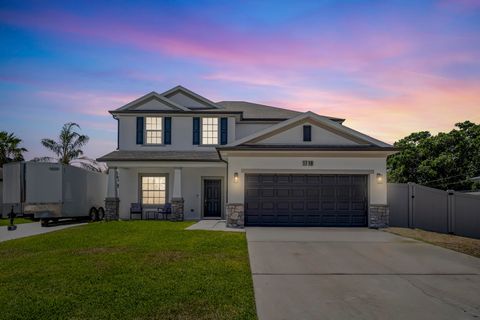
[[1, 0, 479, 159]]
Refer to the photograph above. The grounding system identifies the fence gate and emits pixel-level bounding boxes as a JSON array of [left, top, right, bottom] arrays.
[[387, 183, 480, 239]]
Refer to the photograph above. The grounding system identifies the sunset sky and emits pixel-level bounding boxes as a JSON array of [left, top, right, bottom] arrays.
[[1, 0, 479, 160]]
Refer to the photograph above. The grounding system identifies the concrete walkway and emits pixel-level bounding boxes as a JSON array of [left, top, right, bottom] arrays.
[[0, 221, 86, 242], [186, 220, 245, 232], [247, 227, 480, 320]]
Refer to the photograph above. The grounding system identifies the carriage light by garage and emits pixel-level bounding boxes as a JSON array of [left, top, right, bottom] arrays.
[[376, 173, 384, 184], [234, 172, 239, 183]]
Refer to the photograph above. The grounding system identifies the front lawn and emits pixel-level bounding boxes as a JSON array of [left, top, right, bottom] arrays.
[[386, 227, 480, 258], [0, 221, 257, 319], [0, 217, 33, 226]]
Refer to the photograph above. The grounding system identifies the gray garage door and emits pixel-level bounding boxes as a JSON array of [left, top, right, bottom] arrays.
[[245, 174, 368, 227]]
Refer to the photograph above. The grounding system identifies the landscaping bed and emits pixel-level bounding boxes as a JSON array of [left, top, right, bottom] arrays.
[[386, 227, 480, 258], [0, 221, 257, 319]]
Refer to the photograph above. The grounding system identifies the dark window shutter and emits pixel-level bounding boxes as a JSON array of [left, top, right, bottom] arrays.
[[220, 117, 228, 145], [303, 125, 312, 142], [192, 117, 200, 145], [136, 117, 144, 144], [164, 117, 171, 144]]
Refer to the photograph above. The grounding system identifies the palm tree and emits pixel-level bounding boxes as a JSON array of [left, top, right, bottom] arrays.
[[36, 122, 105, 172], [0, 131, 27, 166]]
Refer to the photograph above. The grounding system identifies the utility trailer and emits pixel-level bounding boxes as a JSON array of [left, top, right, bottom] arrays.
[[2, 162, 107, 226]]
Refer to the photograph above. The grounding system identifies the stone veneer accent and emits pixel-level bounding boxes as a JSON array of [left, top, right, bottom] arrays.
[[226, 203, 244, 228], [170, 198, 184, 222], [369, 204, 389, 228], [104, 197, 120, 221]]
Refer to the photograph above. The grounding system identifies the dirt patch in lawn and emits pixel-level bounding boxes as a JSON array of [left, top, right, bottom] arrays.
[[386, 227, 480, 258]]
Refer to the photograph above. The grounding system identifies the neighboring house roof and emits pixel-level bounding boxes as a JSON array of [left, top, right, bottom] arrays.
[[97, 150, 222, 162], [220, 111, 392, 149], [216, 101, 344, 122]]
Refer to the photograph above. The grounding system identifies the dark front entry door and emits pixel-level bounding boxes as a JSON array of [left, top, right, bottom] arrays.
[[204, 179, 222, 218], [244, 174, 368, 227]]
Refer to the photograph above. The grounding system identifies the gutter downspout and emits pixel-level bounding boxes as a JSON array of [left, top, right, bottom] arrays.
[[216, 148, 229, 204], [112, 115, 119, 150]]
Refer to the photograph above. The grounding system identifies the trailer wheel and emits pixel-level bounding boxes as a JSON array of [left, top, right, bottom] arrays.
[[89, 207, 98, 221], [41, 219, 49, 227], [97, 207, 105, 221]]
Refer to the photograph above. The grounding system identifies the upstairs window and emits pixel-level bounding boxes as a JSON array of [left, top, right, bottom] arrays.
[[303, 125, 312, 142], [145, 117, 162, 144], [201, 117, 219, 145]]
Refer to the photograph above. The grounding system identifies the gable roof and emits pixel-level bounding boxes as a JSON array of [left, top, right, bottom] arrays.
[[160, 85, 222, 109], [115, 91, 189, 111], [111, 86, 347, 122], [220, 111, 392, 148], [216, 101, 344, 122]]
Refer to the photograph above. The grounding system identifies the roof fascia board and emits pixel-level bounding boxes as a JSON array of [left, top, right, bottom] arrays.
[[218, 149, 396, 158]]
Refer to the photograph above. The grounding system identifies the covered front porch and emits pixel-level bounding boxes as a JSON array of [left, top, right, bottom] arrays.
[[105, 161, 226, 220]]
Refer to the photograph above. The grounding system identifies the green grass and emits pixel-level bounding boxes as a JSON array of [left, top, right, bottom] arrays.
[[0, 221, 257, 320], [0, 217, 34, 226]]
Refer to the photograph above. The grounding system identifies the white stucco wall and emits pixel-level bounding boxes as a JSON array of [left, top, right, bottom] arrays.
[[226, 155, 388, 206], [258, 123, 359, 145], [117, 166, 226, 220], [118, 115, 235, 151], [235, 122, 275, 139], [135, 98, 177, 110], [166, 92, 208, 109]]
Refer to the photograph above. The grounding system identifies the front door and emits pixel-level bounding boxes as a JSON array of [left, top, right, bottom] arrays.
[[204, 179, 222, 218]]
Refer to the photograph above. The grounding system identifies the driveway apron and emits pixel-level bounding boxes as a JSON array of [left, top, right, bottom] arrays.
[[246, 227, 480, 320]]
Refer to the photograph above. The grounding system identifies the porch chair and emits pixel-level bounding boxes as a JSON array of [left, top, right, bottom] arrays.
[[130, 203, 143, 220], [158, 203, 172, 220]]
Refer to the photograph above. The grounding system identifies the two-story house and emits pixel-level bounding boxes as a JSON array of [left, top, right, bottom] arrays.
[[98, 85, 396, 228]]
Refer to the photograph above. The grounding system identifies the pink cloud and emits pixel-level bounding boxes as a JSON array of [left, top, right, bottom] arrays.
[[0, 9, 413, 71], [263, 80, 480, 144], [36, 90, 137, 116]]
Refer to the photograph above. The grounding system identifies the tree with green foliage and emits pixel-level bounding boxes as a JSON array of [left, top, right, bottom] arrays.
[[0, 131, 27, 167], [35, 122, 105, 172], [387, 121, 480, 190]]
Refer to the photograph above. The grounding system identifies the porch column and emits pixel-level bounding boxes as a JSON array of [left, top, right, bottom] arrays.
[[105, 167, 120, 221], [170, 168, 184, 221], [172, 168, 182, 198]]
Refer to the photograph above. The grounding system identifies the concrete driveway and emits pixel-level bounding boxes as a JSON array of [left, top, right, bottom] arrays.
[[246, 228, 480, 320], [0, 221, 86, 242]]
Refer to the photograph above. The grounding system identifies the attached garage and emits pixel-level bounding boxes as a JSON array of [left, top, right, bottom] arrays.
[[244, 174, 368, 227]]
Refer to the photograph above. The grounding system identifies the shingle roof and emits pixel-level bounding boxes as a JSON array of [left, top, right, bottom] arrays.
[[97, 151, 222, 162], [216, 101, 344, 122]]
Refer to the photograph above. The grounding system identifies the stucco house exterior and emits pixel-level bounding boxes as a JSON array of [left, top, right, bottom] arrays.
[[98, 86, 396, 228]]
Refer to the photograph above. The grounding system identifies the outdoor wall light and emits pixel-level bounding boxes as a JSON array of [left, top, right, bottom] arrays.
[[376, 173, 384, 184], [234, 172, 239, 183]]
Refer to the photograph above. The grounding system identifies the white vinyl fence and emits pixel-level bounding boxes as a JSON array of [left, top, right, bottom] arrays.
[[388, 183, 480, 239]]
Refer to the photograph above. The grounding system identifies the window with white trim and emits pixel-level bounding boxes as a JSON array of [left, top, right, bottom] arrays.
[[145, 117, 162, 144], [141, 176, 166, 205], [201, 117, 218, 145]]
